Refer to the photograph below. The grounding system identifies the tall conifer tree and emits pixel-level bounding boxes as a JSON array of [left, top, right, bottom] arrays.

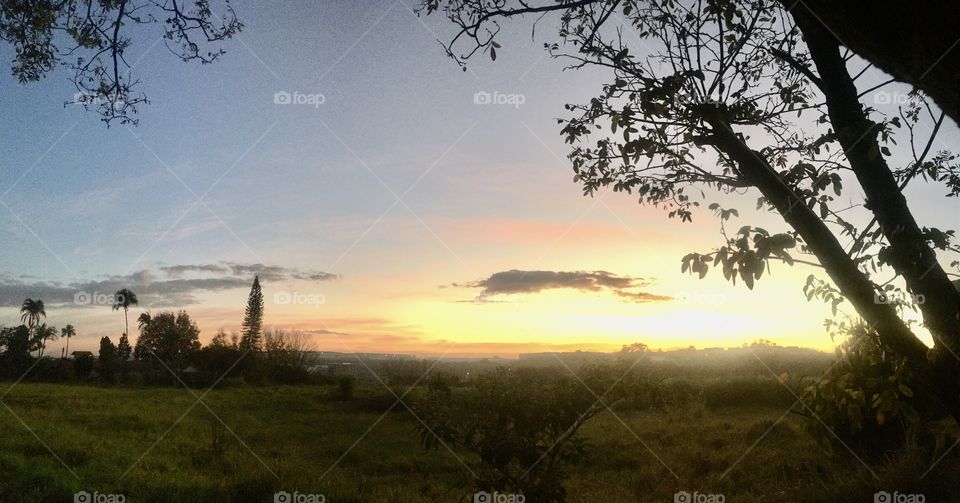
[[240, 275, 264, 351]]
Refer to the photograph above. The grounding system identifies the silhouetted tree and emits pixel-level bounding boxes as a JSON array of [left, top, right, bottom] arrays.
[[779, 1, 960, 124], [137, 311, 152, 330], [74, 353, 94, 380], [195, 333, 245, 379], [0, 1, 242, 124], [31, 324, 57, 358], [117, 333, 132, 361], [19, 298, 45, 328], [620, 342, 650, 353], [240, 276, 264, 352], [60, 324, 76, 358], [99, 336, 119, 384], [426, 0, 960, 421], [117, 332, 132, 382], [0, 325, 32, 376], [210, 329, 230, 348], [134, 311, 201, 372], [112, 288, 139, 337]]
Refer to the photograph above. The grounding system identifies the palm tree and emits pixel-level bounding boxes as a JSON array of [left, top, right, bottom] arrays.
[[137, 311, 151, 331], [61, 324, 76, 358], [112, 288, 139, 336], [32, 324, 57, 358], [19, 298, 45, 328]]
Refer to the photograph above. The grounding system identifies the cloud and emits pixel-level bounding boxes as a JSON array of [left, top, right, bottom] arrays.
[[614, 290, 673, 303], [223, 262, 339, 282], [0, 262, 339, 308], [159, 264, 229, 277], [452, 269, 672, 303]]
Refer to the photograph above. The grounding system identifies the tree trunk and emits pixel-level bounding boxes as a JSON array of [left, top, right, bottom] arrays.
[[792, 8, 960, 414], [705, 118, 960, 420], [782, 0, 960, 125]]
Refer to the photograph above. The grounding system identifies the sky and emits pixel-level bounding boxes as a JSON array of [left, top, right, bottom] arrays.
[[0, 1, 957, 357]]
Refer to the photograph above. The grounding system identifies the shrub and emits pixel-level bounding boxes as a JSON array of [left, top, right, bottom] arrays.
[[415, 365, 646, 502], [802, 320, 935, 455]]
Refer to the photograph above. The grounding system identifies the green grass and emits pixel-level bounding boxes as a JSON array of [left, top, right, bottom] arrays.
[[0, 382, 955, 502]]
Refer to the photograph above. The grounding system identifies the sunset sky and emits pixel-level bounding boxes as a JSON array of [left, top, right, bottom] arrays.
[[0, 1, 956, 356]]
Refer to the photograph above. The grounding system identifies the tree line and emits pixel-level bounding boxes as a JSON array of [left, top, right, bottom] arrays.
[[0, 275, 317, 386]]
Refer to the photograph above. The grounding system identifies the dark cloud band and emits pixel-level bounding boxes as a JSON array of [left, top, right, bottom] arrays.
[[453, 269, 672, 303], [0, 262, 338, 308]]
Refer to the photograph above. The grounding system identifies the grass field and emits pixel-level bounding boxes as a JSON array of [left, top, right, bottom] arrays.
[[0, 381, 957, 502]]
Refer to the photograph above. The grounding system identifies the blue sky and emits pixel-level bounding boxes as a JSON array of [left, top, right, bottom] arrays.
[[0, 1, 957, 355]]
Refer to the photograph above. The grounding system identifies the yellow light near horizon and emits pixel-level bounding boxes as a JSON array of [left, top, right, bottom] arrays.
[[374, 282, 836, 356]]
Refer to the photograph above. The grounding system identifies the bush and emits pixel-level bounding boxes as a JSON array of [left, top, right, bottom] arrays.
[[415, 365, 646, 503], [802, 320, 935, 455]]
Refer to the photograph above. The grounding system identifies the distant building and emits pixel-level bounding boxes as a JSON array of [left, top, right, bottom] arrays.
[[71, 351, 94, 359]]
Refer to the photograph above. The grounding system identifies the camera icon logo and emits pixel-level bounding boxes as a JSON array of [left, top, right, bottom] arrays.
[[274, 491, 291, 503], [74, 492, 91, 503], [474, 491, 491, 503], [273, 291, 292, 305], [674, 491, 691, 503], [473, 91, 492, 105], [74, 291, 91, 305], [274, 91, 292, 105]]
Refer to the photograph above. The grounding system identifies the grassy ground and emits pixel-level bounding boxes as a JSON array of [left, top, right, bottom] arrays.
[[0, 382, 956, 502]]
